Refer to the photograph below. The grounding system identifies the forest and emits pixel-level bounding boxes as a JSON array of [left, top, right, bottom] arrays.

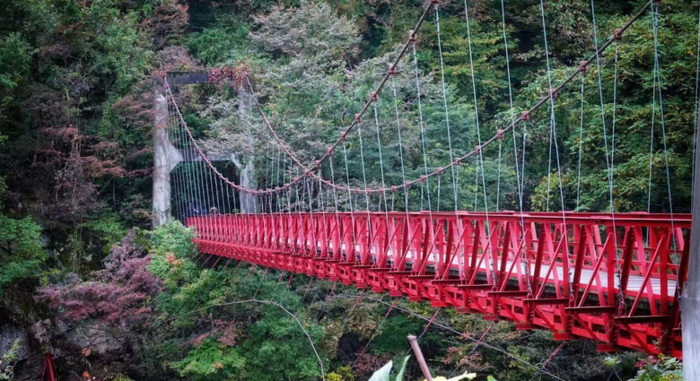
[[0, 0, 696, 379]]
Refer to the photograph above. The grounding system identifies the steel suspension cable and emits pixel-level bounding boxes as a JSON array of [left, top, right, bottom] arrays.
[[303, 170, 317, 256], [209, 158, 221, 214], [409, 37, 440, 270], [650, 0, 680, 282], [473, 159, 479, 211], [327, 152, 343, 260], [276, 145, 282, 212], [316, 175, 332, 261], [411, 35, 438, 267], [284, 154, 294, 248], [496, 128, 503, 211], [611, 42, 619, 212], [172, 106, 189, 222], [576, 74, 586, 210], [390, 76, 411, 215], [464, 0, 496, 284], [610, 37, 624, 300], [184, 123, 201, 232], [268, 153, 276, 214], [499, 0, 531, 293], [167, 100, 181, 221], [173, 100, 188, 222], [264, 153, 270, 214], [498, 0, 525, 219], [179, 114, 196, 221], [341, 141, 358, 260], [539, 0, 567, 217], [389, 75, 417, 269], [225, 162, 233, 214], [590, 0, 615, 220], [173, 100, 189, 223], [371, 102, 391, 267], [165, 94, 182, 222], [545, 115, 554, 212], [355, 118, 373, 260], [294, 166, 304, 250], [651, 1, 674, 219], [541, 0, 573, 300], [647, 48, 658, 213], [435, 4, 459, 211]]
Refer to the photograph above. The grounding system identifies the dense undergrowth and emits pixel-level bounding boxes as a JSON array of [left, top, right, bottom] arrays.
[[36, 222, 653, 380]]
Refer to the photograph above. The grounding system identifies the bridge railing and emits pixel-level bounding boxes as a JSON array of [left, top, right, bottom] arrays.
[[186, 211, 688, 279]]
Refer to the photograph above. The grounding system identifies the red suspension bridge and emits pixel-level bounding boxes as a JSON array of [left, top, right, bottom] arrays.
[[189, 211, 689, 357], [156, 0, 697, 361]]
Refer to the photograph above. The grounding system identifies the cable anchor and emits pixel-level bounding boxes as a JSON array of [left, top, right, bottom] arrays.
[[408, 30, 417, 43], [579, 61, 587, 73], [614, 28, 623, 40]]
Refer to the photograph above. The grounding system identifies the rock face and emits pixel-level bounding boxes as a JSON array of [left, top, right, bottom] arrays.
[[64, 326, 125, 355], [0, 323, 28, 361]]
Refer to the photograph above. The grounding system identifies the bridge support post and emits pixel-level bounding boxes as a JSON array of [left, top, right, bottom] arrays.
[[683, 102, 700, 378], [407, 335, 433, 381]]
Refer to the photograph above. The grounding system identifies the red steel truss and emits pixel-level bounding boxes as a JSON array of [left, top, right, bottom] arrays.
[[187, 211, 691, 357]]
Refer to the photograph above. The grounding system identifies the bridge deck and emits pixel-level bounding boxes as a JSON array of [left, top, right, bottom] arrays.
[[188, 211, 690, 357]]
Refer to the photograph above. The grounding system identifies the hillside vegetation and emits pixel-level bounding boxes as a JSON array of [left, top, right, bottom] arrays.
[[0, 0, 696, 380]]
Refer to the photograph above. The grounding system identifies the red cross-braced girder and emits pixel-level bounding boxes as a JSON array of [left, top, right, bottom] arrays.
[[187, 211, 690, 357]]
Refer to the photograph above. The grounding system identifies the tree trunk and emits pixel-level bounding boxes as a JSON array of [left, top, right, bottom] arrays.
[[235, 84, 258, 214], [239, 160, 257, 213], [152, 81, 183, 226]]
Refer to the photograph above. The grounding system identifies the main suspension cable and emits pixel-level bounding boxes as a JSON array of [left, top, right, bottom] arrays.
[[164, 2, 651, 197]]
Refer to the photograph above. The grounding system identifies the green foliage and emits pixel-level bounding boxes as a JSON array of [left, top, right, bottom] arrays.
[[82, 0, 153, 94], [0, 259, 43, 295], [0, 339, 22, 381], [0, 177, 5, 207], [146, 222, 325, 381], [171, 338, 245, 380], [0, 32, 33, 129], [328, 365, 355, 381], [371, 315, 422, 354], [148, 221, 196, 262], [630, 356, 683, 381], [78, 212, 128, 253], [188, 23, 253, 66], [0, 214, 45, 294], [0, 215, 42, 259], [0, 33, 33, 95]]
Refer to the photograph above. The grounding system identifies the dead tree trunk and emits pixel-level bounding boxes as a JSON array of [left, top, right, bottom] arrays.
[[234, 85, 258, 214], [152, 80, 183, 226]]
